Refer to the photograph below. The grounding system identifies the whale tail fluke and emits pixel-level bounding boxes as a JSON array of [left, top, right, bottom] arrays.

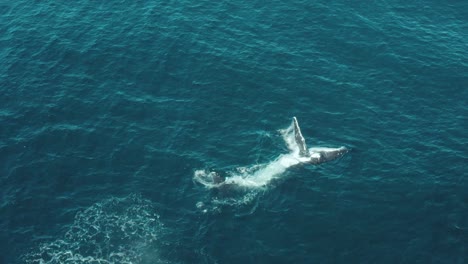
[[292, 117, 310, 157]]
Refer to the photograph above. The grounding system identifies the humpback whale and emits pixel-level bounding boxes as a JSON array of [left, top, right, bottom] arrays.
[[193, 117, 348, 189], [292, 116, 348, 164]]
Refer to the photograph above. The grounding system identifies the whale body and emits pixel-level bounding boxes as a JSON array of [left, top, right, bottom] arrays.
[[194, 117, 348, 189]]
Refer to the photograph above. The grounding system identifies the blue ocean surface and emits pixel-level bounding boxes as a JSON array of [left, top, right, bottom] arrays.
[[1, 1, 467, 263]]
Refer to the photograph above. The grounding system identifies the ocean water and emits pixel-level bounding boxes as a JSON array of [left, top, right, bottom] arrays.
[[1, 1, 467, 263]]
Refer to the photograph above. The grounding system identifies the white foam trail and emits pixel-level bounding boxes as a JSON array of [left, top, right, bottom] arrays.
[[23, 195, 167, 264], [194, 121, 303, 189]]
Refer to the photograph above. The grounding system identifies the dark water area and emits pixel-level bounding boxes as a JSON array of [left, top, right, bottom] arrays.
[[1, 1, 467, 263]]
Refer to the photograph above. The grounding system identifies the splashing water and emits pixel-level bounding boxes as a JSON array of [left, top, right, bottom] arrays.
[[193, 120, 302, 189], [193, 118, 349, 213]]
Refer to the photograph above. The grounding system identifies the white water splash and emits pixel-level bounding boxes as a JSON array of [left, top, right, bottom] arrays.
[[194, 120, 303, 189]]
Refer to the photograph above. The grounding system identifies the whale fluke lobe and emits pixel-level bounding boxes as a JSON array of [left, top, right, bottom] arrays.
[[292, 117, 310, 157]]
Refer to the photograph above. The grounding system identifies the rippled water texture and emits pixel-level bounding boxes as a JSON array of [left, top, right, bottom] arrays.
[[1, 1, 467, 263]]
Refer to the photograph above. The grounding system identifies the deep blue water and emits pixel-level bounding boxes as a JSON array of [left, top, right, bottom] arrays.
[[1, 1, 467, 263]]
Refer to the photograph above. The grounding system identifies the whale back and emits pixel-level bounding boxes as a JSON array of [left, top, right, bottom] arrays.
[[310, 147, 348, 164]]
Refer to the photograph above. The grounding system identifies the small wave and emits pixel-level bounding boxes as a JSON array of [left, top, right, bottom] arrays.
[[22, 194, 169, 264]]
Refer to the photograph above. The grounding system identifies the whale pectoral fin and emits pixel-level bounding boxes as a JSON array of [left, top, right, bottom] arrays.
[[293, 117, 309, 157]]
